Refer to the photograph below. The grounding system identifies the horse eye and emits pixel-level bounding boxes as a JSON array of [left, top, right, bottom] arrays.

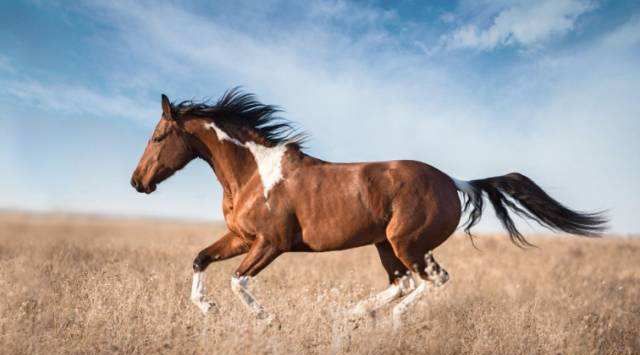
[[152, 133, 167, 142]]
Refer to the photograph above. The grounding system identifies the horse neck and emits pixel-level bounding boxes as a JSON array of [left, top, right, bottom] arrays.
[[188, 124, 258, 196]]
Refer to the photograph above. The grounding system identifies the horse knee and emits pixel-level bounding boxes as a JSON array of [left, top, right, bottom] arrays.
[[193, 251, 212, 272]]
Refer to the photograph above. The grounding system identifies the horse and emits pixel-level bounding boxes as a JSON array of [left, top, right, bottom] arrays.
[[130, 88, 606, 327]]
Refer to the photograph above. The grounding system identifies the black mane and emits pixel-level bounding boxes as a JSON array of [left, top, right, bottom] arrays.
[[171, 87, 306, 147]]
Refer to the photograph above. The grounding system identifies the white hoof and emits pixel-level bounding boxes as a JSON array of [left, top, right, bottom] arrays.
[[257, 310, 275, 324], [192, 299, 214, 314], [348, 304, 370, 318]]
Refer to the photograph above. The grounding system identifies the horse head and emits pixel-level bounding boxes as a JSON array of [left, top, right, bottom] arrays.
[[131, 95, 196, 194]]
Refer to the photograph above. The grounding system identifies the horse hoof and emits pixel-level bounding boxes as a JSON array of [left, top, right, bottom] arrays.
[[348, 305, 371, 318], [193, 300, 215, 314], [257, 312, 281, 330]]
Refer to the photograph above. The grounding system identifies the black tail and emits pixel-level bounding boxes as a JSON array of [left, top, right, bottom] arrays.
[[455, 173, 608, 247]]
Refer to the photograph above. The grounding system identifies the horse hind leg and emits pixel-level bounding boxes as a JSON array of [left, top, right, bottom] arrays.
[[337, 242, 414, 352], [391, 249, 449, 330], [349, 242, 415, 318], [386, 229, 450, 326], [422, 251, 449, 286]]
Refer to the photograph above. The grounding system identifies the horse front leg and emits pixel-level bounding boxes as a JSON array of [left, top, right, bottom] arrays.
[[191, 231, 249, 314], [230, 236, 281, 321]]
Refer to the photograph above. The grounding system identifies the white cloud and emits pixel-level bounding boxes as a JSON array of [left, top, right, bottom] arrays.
[[1, 79, 156, 124], [441, 0, 595, 50], [88, 1, 485, 159], [3, 1, 639, 232], [83, 1, 637, 232]]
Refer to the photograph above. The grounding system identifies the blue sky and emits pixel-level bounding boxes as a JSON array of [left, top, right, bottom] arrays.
[[1, 0, 639, 233]]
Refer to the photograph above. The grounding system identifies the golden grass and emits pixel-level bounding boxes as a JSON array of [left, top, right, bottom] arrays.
[[0, 212, 638, 354]]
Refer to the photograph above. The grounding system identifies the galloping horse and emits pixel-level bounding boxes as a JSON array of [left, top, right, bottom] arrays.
[[131, 89, 606, 327]]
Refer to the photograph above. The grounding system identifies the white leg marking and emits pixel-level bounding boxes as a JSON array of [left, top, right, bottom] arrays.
[[190, 272, 214, 314], [392, 280, 428, 331], [349, 284, 402, 317], [398, 272, 417, 294], [348, 274, 416, 317], [230, 276, 272, 321]]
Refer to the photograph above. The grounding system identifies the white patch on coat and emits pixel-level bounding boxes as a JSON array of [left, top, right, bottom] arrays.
[[203, 122, 243, 146], [190, 272, 213, 314], [204, 122, 287, 199], [244, 142, 287, 199], [452, 178, 474, 195]]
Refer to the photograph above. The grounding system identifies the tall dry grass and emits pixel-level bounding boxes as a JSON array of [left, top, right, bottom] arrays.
[[0, 212, 638, 354]]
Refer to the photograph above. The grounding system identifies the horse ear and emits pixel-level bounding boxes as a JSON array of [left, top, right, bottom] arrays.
[[161, 94, 174, 120]]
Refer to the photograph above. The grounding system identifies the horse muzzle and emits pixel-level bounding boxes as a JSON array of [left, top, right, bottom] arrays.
[[130, 177, 156, 194]]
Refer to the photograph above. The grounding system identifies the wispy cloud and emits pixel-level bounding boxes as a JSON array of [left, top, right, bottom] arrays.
[[440, 0, 596, 51], [1, 78, 156, 124], [2, 1, 639, 231], [84, 1, 488, 159], [601, 15, 640, 48]]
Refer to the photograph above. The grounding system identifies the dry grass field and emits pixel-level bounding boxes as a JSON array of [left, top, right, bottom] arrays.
[[0, 212, 638, 354]]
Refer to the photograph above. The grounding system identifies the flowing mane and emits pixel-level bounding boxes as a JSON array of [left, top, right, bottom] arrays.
[[171, 87, 307, 147]]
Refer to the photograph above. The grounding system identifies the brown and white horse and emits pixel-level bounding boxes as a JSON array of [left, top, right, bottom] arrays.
[[131, 89, 606, 327]]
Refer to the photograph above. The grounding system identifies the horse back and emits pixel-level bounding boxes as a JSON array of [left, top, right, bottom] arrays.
[[282, 159, 458, 251]]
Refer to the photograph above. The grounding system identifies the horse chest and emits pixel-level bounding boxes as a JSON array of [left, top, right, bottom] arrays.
[[223, 196, 275, 238]]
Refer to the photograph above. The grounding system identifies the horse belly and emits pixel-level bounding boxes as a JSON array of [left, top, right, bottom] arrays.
[[298, 220, 387, 251], [294, 188, 388, 251]]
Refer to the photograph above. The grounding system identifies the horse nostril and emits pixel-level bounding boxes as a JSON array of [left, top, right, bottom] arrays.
[[131, 178, 139, 189]]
